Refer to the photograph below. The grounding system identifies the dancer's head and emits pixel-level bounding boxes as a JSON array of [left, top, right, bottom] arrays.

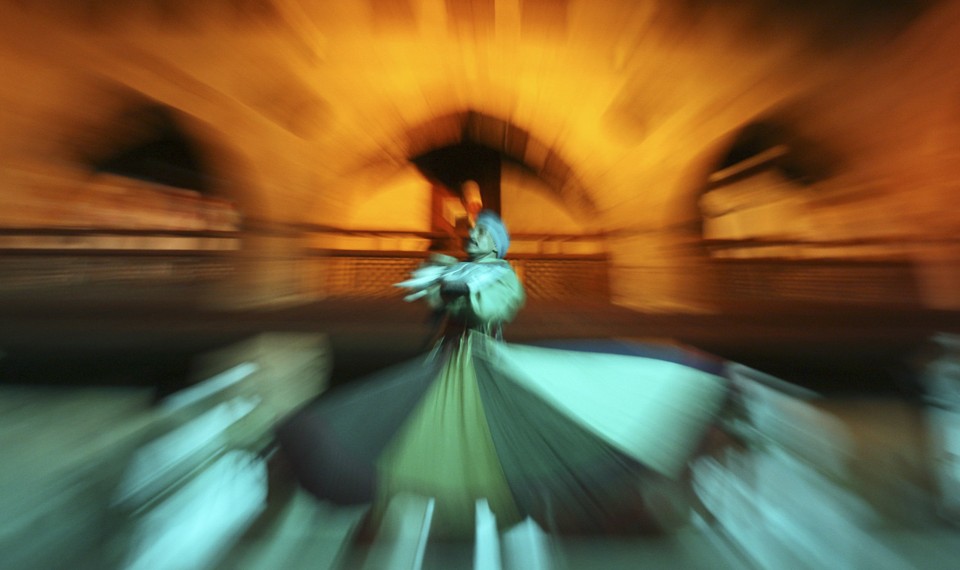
[[466, 210, 510, 259]]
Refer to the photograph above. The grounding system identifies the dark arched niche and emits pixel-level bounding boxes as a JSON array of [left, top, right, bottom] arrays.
[[89, 105, 214, 193], [407, 110, 596, 218], [78, 99, 264, 223]]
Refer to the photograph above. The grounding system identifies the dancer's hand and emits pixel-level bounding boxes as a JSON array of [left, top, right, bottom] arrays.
[[394, 264, 446, 301]]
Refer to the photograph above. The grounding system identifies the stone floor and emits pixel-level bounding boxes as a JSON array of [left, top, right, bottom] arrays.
[[213, 467, 960, 570]]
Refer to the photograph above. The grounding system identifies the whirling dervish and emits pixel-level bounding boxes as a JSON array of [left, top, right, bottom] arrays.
[[276, 207, 729, 539]]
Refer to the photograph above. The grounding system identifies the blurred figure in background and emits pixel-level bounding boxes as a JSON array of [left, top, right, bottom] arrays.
[[460, 180, 484, 227]]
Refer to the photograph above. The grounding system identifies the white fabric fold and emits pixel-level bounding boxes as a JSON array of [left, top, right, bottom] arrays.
[[488, 342, 728, 479]]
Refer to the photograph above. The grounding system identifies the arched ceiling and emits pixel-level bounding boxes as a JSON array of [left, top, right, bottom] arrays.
[[0, 0, 953, 231]]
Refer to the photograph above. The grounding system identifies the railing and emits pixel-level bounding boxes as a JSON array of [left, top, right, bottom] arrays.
[[0, 228, 236, 304], [704, 236, 960, 258], [712, 258, 922, 307], [6, 227, 949, 309], [0, 227, 241, 249], [703, 236, 960, 308], [308, 249, 611, 302], [0, 226, 612, 305]]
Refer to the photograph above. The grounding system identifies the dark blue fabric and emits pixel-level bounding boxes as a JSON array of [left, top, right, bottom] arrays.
[[472, 354, 665, 535], [276, 354, 443, 505]]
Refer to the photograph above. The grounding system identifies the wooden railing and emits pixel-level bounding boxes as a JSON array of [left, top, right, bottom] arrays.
[[307, 249, 611, 302], [3, 227, 950, 309], [0, 226, 612, 304], [712, 258, 922, 308], [703, 236, 960, 308]]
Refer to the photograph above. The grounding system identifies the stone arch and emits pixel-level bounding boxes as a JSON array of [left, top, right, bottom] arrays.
[[404, 109, 597, 218], [78, 97, 266, 226], [672, 115, 842, 247]]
